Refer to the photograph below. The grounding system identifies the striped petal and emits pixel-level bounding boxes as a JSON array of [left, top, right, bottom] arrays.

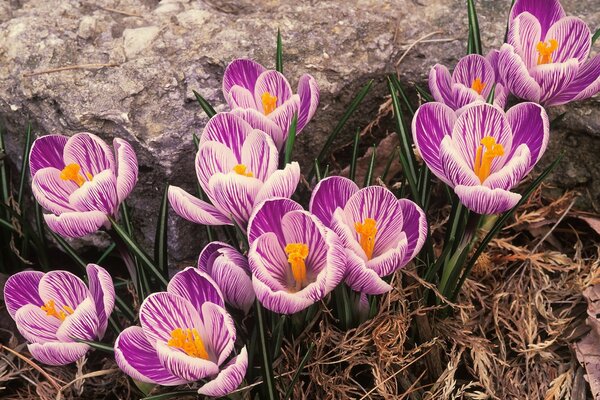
[[232, 108, 286, 151], [510, 0, 565, 37], [15, 304, 60, 343], [167, 186, 231, 226], [86, 264, 115, 339], [32, 167, 77, 215], [530, 59, 579, 104], [247, 197, 303, 244], [208, 173, 263, 227], [223, 59, 266, 97], [29, 135, 67, 176], [200, 113, 253, 160], [4, 270, 44, 317], [240, 130, 278, 182], [167, 267, 225, 310], [228, 85, 258, 109], [254, 70, 293, 111], [248, 232, 289, 291], [309, 176, 358, 228], [498, 44, 541, 102], [199, 302, 236, 365], [452, 54, 496, 99], [44, 210, 108, 238], [281, 211, 329, 276], [439, 136, 481, 187], [344, 251, 393, 295], [297, 74, 320, 132], [508, 12, 542, 70], [268, 94, 300, 137], [56, 298, 99, 342], [454, 185, 522, 215], [63, 133, 115, 177], [28, 342, 89, 366], [39, 270, 88, 311], [156, 341, 220, 382], [506, 102, 549, 168], [483, 144, 531, 191], [254, 161, 300, 204], [367, 244, 406, 278], [398, 199, 428, 264], [198, 347, 248, 397], [429, 64, 455, 107], [196, 141, 237, 193], [69, 169, 118, 214], [252, 275, 317, 314], [550, 54, 600, 105], [113, 138, 138, 203]]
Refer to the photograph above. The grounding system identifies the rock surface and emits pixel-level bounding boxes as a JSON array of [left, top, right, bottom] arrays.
[[1, 0, 598, 261]]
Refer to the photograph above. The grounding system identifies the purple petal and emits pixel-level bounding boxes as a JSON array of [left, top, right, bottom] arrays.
[[14, 304, 60, 343], [483, 144, 531, 191], [344, 252, 393, 295], [198, 242, 247, 273], [254, 162, 300, 204], [197, 347, 248, 397], [550, 54, 600, 105], [397, 199, 428, 264], [208, 173, 263, 227], [281, 211, 328, 276], [44, 210, 108, 238], [31, 168, 77, 215], [28, 342, 89, 366], [253, 70, 293, 111], [56, 298, 99, 342], [167, 267, 225, 310], [268, 95, 300, 138], [39, 270, 88, 311], [368, 245, 406, 277], [63, 133, 115, 177], [451, 83, 483, 110], [200, 113, 253, 160], [506, 102, 549, 167], [452, 54, 496, 99], [251, 275, 316, 314], [454, 185, 521, 215], [139, 292, 202, 345], [546, 17, 591, 64], [493, 83, 509, 109], [240, 130, 278, 182], [232, 108, 286, 151], [155, 341, 220, 382], [330, 208, 367, 263], [429, 64, 455, 108], [223, 59, 267, 97], [247, 197, 303, 244], [498, 44, 541, 102], [248, 232, 289, 291], [4, 270, 44, 318], [439, 136, 481, 187], [196, 141, 238, 192], [411, 102, 456, 186], [510, 0, 566, 36], [228, 86, 258, 109], [115, 326, 187, 385], [309, 176, 359, 228], [69, 169, 118, 214], [113, 138, 138, 203], [29, 135, 68, 177], [507, 13, 542, 70], [297, 74, 320, 132], [167, 186, 232, 226], [322, 231, 348, 293], [199, 302, 236, 365], [530, 60, 579, 104], [86, 264, 115, 339]]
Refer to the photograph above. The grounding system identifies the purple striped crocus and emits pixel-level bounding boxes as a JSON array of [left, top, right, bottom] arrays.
[[412, 101, 549, 215], [3, 264, 115, 365], [29, 133, 138, 238], [114, 267, 247, 397], [247, 198, 346, 314], [168, 112, 300, 229], [310, 177, 427, 294], [498, 0, 600, 106], [222, 59, 319, 150], [429, 54, 509, 110], [198, 242, 255, 313]]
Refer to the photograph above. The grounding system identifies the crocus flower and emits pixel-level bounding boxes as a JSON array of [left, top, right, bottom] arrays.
[[3, 264, 115, 365], [198, 242, 255, 313], [168, 112, 300, 229], [498, 0, 600, 106], [29, 133, 138, 238], [429, 54, 509, 110], [310, 177, 427, 294], [114, 267, 247, 397], [222, 58, 319, 150], [247, 197, 346, 314], [412, 101, 549, 215]]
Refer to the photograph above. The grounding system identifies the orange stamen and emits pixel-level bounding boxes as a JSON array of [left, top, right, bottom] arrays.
[[60, 163, 92, 186], [167, 328, 209, 359], [471, 78, 486, 95], [40, 300, 74, 321], [285, 243, 309, 291], [536, 39, 558, 65], [261, 92, 278, 115], [232, 164, 253, 177], [473, 136, 504, 183], [355, 218, 378, 260]]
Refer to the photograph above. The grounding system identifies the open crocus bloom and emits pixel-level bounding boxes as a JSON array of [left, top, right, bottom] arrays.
[[310, 177, 427, 295], [429, 54, 509, 110], [498, 0, 600, 106], [247, 198, 346, 314], [29, 133, 138, 238], [168, 112, 300, 229], [114, 268, 247, 397], [3, 264, 115, 365], [412, 101, 549, 215], [198, 242, 255, 314], [222, 58, 319, 150]]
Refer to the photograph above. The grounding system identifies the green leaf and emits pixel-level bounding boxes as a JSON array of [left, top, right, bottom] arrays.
[[192, 90, 217, 118], [486, 84, 496, 104], [256, 301, 277, 400], [349, 129, 361, 182], [74, 339, 114, 353], [114, 294, 136, 321], [284, 114, 297, 165], [309, 80, 373, 180], [272, 315, 286, 359], [389, 75, 415, 116], [284, 343, 315, 399], [0, 124, 9, 213], [17, 123, 33, 206], [96, 243, 116, 265], [363, 145, 376, 187], [592, 28, 600, 46], [313, 159, 322, 182], [51, 231, 87, 270], [467, 0, 483, 55], [155, 186, 169, 278], [121, 203, 151, 298], [0, 217, 16, 233], [141, 390, 198, 400], [414, 84, 434, 102], [276, 29, 283, 73]]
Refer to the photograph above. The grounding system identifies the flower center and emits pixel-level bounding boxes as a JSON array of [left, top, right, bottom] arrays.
[[167, 328, 209, 359], [40, 300, 74, 321], [474, 136, 505, 183], [471, 78, 486, 95], [232, 164, 253, 177], [285, 243, 309, 291], [60, 163, 93, 186], [261, 92, 278, 115], [355, 218, 377, 260], [536, 39, 558, 65]]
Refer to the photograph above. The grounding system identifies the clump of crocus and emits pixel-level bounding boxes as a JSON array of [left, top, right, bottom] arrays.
[[222, 59, 319, 150], [198, 242, 255, 314], [310, 177, 427, 294], [114, 267, 247, 396], [498, 0, 600, 106], [412, 102, 549, 215], [3, 264, 115, 365], [168, 112, 300, 229], [429, 54, 509, 110], [247, 198, 346, 314], [29, 133, 138, 237]]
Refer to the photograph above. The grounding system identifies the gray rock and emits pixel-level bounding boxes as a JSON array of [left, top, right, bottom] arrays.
[[0, 0, 598, 262]]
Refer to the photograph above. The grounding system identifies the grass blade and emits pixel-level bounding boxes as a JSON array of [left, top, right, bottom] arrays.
[[593, 28, 600, 45], [284, 114, 297, 165], [284, 343, 315, 399], [256, 301, 277, 400], [467, 0, 483, 55], [96, 243, 116, 265], [17, 123, 33, 206], [414, 84, 434, 102], [313, 159, 322, 182], [390, 75, 415, 116], [74, 339, 114, 353], [276, 29, 283, 73], [155, 186, 169, 278], [363, 145, 376, 187], [192, 90, 216, 118], [349, 129, 361, 182]]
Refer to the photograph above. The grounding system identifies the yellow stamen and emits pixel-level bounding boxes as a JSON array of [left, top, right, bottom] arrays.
[[167, 328, 209, 359], [536, 39, 558, 65], [471, 78, 486, 95], [473, 136, 504, 183], [60, 163, 92, 186], [261, 92, 278, 115], [285, 243, 309, 291], [40, 300, 74, 321], [232, 164, 253, 177], [355, 218, 378, 260]]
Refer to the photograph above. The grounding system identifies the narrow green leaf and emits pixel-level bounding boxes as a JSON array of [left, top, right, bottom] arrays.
[[17, 123, 33, 206], [74, 339, 114, 353], [256, 301, 277, 400], [486, 84, 496, 104], [592, 28, 600, 45], [414, 84, 434, 102], [381, 146, 399, 182], [192, 90, 217, 118], [96, 243, 116, 265], [349, 129, 361, 182], [0, 125, 9, 211], [0, 217, 16, 233], [51, 231, 87, 270], [313, 159, 322, 182], [363, 145, 376, 187], [284, 343, 315, 399], [390, 75, 415, 116], [231, 217, 249, 253], [114, 294, 136, 321], [322, 164, 330, 179], [284, 114, 297, 165], [141, 390, 198, 400], [155, 186, 169, 278], [467, 0, 483, 55], [276, 29, 283, 73], [272, 315, 286, 359]]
